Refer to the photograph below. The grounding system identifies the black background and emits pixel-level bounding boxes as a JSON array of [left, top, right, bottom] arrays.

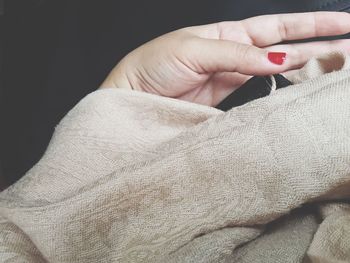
[[1, 0, 350, 189]]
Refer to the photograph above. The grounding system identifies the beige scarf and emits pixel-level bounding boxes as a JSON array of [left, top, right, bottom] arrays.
[[1, 52, 350, 262]]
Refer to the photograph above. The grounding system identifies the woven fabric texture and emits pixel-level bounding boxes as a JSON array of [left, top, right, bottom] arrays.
[[0, 52, 350, 262]]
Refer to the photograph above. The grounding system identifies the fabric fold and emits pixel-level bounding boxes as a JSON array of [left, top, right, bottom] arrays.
[[0, 52, 350, 262]]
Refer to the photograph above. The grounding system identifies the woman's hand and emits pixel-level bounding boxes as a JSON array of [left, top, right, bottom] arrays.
[[100, 12, 350, 106]]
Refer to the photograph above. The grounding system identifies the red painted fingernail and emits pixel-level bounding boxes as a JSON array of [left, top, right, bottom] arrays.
[[268, 52, 287, 65]]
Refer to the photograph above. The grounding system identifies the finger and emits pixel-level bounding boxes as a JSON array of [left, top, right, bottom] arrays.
[[265, 39, 350, 69], [188, 12, 350, 47], [185, 38, 290, 76], [242, 12, 350, 46]]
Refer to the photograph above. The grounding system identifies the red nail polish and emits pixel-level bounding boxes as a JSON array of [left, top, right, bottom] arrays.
[[268, 52, 287, 65]]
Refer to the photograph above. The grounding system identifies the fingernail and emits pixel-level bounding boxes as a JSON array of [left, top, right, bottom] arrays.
[[268, 52, 287, 65]]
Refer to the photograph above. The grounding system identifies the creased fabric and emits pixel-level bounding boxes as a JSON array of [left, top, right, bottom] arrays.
[[0, 52, 350, 262]]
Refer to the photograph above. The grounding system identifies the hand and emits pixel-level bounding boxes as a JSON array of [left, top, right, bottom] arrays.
[[100, 12, 350, 106]]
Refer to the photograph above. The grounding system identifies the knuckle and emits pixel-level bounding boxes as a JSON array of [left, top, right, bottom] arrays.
[[237, 44, 255, 60], [180, 37, 201, 54]]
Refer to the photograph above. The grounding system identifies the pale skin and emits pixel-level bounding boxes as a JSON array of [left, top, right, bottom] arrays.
[[100, 12, 350, 106]]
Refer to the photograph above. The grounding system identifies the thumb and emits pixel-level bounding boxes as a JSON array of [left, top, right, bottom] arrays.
[[185, 38, 288, 75]]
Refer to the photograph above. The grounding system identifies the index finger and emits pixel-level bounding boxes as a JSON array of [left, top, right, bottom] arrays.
[[241, 11, 350, 46], [187, 12, 350, 47]]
